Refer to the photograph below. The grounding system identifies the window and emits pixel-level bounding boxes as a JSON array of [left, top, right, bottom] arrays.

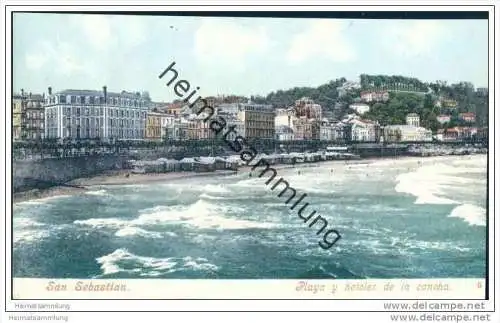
[[89, 96, 94, 105], [71, 96, 76, 104]]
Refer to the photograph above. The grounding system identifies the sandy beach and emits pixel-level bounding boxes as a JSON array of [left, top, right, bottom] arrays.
[[12, 154, 482, 204]]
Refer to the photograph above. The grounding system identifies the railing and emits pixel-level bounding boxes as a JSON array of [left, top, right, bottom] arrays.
[[10, 137, 488, 161]]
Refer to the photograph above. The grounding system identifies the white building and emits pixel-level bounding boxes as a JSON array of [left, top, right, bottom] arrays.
[[350, 120, 378, 142], [337, 81, 361, 97], [383, 125, 432, 142], [275, 125, 294, 141], [320, 120, 336, 141], [224, 116, 245, 141], [44, 87, 151, 140], [275, 108, 296, 128], [406, 113, 420, 127], [164, 118, 189, 140], [332, 122, 349, 141], [216, 103, 240, 116], [349, 103, 370, 115]]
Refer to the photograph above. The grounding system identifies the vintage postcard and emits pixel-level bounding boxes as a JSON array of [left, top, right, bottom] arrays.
[[2, 1, 498, 319]]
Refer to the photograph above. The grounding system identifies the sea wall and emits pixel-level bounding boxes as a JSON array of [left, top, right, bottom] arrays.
[[13, 155, 128, 192]]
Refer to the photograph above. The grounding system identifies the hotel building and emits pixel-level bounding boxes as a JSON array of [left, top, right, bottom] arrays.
[[237, 103, 275, 139], [44, 86, 151, 140], [12, 90, 45, 140], [145, 111, 170, 141]]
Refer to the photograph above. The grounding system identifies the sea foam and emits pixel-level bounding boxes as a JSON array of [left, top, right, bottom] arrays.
[[449, 204, 486, 226], [95, 248, 218, 277]]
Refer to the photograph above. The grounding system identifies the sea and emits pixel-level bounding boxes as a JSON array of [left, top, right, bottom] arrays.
[[12, 154, 487, 279]]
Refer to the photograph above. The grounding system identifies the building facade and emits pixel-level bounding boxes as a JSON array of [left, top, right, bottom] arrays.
[[275, 125, 294, 141], [164, 118, 189, 140], [459, 112, 476, 123], [294, 97, 322, 119], [188, 115, 216, 140], [436, 115, 451, 124], [44, 87, 151, 140], [12, 91, 45, 140], [350, 120, 379, 142], [293, 117, 321, 140], [274, 108, 296, 128], [12, 94, 23, 140], [406, 113, 420, 127], [360, 91, 389, 103], [237, 103, 275, 139], [349, 103, 370, 115], [383, 125, 432, 142], [320, 121, 336, 141], [146, 111, 168, 140]]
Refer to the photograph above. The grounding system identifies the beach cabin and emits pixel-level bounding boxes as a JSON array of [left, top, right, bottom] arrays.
[[213, 157, 229, 170], [217, 156, 238, 170], [326, 146, 349, 153], [228, 154, 247, 167], [161, 159, 180, 172], [193, 158, 216, 172], [290, 152, 305, 163], [281, 153, 294, 164], [265, 153, 279, 165], [179, 157, 196, 171], [131, 161, 146, 174]]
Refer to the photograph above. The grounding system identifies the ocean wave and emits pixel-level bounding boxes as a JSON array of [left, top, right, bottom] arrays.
[[134, 199, 279, 230], [297, 263, 364, 279], [95, 248, 218, 277], [85, 189, 108, 196], [115, 226, 164, 239], [449, 204, 486, 226], [348, 236, 472, 255], [199, 193, 226, 200], [14, 194, 73, 206], [13, 217, 46, 228], [393, 160, 486, 205], [13, 229, 51, 244], [74, 217, 127, 229], [203, 184, 230, 193], [344, 204, 405, 213], [75, 198, 281, 232]]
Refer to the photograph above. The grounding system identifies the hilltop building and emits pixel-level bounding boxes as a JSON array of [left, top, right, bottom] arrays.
[[406, 113, 420, 127], [349, 103, 370, 115]]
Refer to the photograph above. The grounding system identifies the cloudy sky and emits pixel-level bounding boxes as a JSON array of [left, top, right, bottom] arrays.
[[13, 13, 488, 102]]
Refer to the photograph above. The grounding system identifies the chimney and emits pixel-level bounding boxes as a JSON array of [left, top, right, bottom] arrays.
[[48, 87, 52, 95], [103, 86, 107, 101], [21, 89, 24, 97]]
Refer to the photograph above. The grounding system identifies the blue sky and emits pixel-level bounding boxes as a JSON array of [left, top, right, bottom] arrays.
[[13, 13, 488, 102]]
